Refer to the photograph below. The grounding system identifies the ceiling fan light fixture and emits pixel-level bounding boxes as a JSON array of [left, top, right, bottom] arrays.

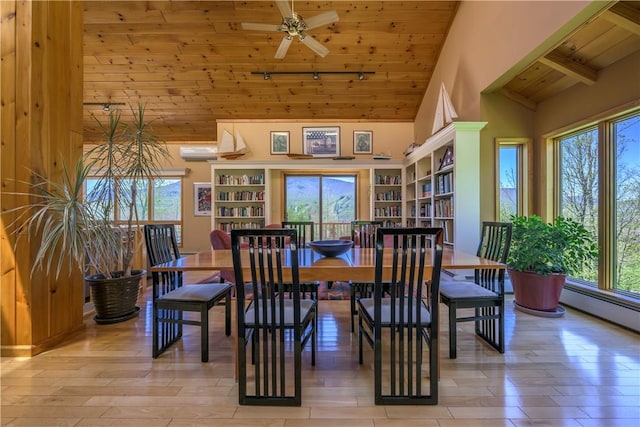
[[241, 1, 338, 59]]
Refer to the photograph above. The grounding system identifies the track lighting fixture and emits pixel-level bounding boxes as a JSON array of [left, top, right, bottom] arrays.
[[83, 102, 125, 112], [251, 71, 374, 80]]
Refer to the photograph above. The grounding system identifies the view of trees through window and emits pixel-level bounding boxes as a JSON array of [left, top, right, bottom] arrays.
[[558, 112, 639, 294], [499, 145, 519, 221], [614, 114, 640, 293], [86, 176, 183, 243], [285, 174, 356, 239], [559, 127, 599, 283]]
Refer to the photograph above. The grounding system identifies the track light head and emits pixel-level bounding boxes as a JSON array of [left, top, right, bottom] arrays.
[[102, 104, 111, 112], [358, 72, 365, 80], [312, 72, 319, 80], [264, 72, 271, 80]]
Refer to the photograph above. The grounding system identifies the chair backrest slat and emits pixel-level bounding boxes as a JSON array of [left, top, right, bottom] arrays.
[[282, 221, 314, 247], [474, 222, 512, 292], [352, 220, 383, 248]]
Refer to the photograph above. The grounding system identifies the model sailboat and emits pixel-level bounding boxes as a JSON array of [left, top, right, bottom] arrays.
[[431, 82, 459, 135], [218, 129, 247, 160]]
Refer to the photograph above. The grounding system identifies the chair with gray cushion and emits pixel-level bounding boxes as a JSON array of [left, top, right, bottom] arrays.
[[145, 224, 232, 362], [349, 220, 383, 332], [439, 221, 512, 359], [231, 227, 317, 406], [357, 227, 443, 405]]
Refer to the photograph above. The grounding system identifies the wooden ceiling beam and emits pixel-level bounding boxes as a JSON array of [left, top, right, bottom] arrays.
[[537, 50, 597, 86], [602, 2, 640, 36], [498, 88, 537, 111]]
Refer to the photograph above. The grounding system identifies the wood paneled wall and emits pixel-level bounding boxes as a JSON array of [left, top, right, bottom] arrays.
[[1, 0, 85, 356]]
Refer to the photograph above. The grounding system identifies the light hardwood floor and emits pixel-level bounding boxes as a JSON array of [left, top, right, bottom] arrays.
[[2, 286, 639, 427]]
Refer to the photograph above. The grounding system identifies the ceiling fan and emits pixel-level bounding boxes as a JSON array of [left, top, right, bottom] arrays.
[[241, 0, 339, 59]]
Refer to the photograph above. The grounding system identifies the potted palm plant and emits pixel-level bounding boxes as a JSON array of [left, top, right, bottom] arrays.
[[10, 104, 169, 323], [507, 215, 598, 314]]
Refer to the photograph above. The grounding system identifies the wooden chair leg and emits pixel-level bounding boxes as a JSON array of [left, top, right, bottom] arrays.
[[350, 288, 357, 332], [224, 294, 231, 336], [449, 303, 457, 359], [201, 305, 209, 363]]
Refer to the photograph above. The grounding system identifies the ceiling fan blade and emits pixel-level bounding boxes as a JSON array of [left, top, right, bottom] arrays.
[[304, 10, 339, 30], [275, 0, 292, 18], [300, 34, 329, 58], [241, 22, 281, 32], [274, 36, 293, 59]]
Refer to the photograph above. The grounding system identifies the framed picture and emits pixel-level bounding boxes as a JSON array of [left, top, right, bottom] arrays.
[[194, 182, 212, 216], [270, 131, 290, 154], [302, 126, 340, 157], [438, 146, 454, 170], [353, 130, 373, 154]]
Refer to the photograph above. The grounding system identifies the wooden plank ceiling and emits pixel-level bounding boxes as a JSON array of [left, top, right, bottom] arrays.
[[83, 1, 640, 142], [83, 1, 459, 142]]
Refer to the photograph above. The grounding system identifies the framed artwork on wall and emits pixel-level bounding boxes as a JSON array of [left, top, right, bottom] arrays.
[[353, 130, 373, 154], [270, 131, 290, 154], [302, 126, 340, 157], [194, 182, 212, 216]]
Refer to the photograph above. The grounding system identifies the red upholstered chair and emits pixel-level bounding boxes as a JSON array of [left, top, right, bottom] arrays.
[[209, 230, 236, 284]]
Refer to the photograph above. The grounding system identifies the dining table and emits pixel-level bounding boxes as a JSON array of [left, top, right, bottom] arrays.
[[150, 247, 506, 281]]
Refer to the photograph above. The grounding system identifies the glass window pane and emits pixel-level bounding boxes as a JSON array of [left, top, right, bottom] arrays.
[[499, 146, 519, 221], [285, 176, 320, 222], [153, 178, 182, 221], [322, 175, 356, 223], [85, 177, 114, 221], [559, 128, 599, 283], [118, 178, 149, 221], [285, 175, 356, 239], [614, 114, 640, 293]]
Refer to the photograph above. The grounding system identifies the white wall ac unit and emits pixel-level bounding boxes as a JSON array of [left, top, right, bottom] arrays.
[[179, 145, 217, 161]]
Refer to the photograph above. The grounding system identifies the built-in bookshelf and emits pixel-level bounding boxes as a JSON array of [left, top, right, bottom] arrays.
[[402, 122, 487, 254], [213, 168, 266, 232], [404, 162, 417, 227], [416, 154, 433, 229], [372, 168, 403, 227]]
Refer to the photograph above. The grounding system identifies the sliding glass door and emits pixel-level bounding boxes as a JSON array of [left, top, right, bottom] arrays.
[[284, 174, 356, 239]]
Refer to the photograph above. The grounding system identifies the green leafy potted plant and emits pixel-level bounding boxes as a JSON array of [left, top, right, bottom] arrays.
[[507, 215, 598, 314], [10, 104, 169, 323]]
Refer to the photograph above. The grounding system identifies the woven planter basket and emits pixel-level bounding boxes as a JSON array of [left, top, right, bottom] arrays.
[[87, 269, 145, 324]]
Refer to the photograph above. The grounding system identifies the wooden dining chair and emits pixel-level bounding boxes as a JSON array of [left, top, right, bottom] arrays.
[[282, 221, 319, 300], [231, 227, 317, 406], [439, 221, 512, 358], [357, 227, 444, 405], [349, 220, 383, 332], [144, 224, 232, 362]]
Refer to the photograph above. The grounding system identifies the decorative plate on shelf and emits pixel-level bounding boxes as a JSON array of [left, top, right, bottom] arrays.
[[287, 153, 314, 159]]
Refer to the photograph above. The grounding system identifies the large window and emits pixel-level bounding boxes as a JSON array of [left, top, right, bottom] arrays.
[[556, 110, 639, 294], [284, 174, 356, 239], [496, 139, 530, 221], [558, 127, 599, 283], [86, 176, 183, 242], [613, 114, 640, 293]]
